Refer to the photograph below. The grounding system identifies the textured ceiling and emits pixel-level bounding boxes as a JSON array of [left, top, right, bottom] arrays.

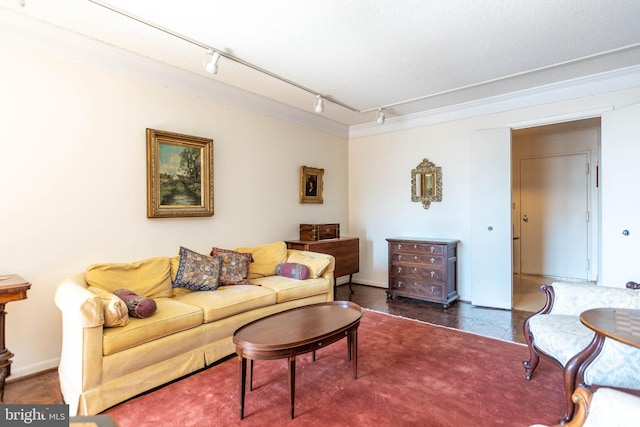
[[4, 0, 640, 125]]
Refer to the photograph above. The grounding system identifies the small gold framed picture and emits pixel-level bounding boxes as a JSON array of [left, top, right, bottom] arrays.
[[146, 128, 214, 218], [300, 166, 324, 204]]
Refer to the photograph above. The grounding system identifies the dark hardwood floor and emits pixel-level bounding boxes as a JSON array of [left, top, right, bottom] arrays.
[[3, 283, 533, 406]]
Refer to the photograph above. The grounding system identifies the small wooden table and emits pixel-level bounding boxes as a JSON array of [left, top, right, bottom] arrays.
[[581, 307, 640, 349], [0, 274, 31, 401], [233, 301, 362, 419]]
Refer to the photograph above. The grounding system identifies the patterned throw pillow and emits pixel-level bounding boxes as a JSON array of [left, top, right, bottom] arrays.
[[114, 289, 157, 319], [210, 247, 253, 286], [275, 263, 310, 280], [173, 246, 222, 291]]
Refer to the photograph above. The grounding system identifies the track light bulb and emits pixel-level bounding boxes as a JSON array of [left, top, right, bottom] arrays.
[[314, 95, 324, 113], [376, 108, 385, 124], [204, 50, 221, 74]]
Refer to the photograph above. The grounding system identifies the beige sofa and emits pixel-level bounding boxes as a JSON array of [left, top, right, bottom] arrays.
[[54, 242, 335, 416]]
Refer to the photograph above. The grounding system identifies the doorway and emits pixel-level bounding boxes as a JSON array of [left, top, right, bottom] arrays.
[[511, 118, 600, 311]]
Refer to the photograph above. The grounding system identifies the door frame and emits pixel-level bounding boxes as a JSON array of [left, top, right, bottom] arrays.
[[514, 149, 598, 281]]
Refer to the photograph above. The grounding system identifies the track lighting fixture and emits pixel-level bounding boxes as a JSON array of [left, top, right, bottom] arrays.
[[314, 95, 324, 113], [89, 0, 361, 114], [376, 108, 385, 124], [204, 49, 221, 74]]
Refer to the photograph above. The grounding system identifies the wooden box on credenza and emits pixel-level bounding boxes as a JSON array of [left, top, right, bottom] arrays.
[[299, 223, 340, 241]]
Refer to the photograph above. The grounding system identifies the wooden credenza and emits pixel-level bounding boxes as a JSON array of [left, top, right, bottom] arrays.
[[285, 237, 359, 293], [386, 237, 459, 308]]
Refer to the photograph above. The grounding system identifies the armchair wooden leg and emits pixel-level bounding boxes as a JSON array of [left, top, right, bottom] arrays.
[[562, 333, 605, 423], [522, 319, 539, 380]]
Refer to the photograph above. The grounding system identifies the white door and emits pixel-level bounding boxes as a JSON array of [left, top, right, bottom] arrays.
[[520, 153, 589, 280], [601, 103, 640, 286], [471, 128, 512, 309]]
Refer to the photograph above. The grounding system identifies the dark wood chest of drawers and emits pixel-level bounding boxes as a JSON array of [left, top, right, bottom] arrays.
[[386, 237, 459, 308]]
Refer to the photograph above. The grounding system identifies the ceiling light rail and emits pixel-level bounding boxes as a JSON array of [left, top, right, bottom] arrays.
[[57, 1, 640, 126], [87, 0, 379, 118]]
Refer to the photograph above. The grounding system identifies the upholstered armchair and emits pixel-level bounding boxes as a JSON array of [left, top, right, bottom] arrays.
[[530, 386, 640, 427], [522, 281, 640, 423]]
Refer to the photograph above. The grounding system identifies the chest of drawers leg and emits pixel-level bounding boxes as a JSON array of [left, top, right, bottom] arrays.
[[386, 238, 459, 308]]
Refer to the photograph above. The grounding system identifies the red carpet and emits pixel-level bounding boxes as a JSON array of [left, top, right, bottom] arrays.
[[103, 310, 564, 426]]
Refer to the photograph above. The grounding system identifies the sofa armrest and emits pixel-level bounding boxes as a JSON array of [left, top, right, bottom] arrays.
[[286, 249, 335, 278], [55, 273, 107, 415], [547, 281, 640, 316], [54, 273, 104, 328], [627, 281, 640, 290]]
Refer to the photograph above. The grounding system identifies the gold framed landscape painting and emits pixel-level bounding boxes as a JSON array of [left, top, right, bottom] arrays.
[[146, 128, 214, 218], [300, 165, 324, 204]]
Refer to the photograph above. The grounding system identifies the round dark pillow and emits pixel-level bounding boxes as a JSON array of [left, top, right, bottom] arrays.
[[114, 289, 157, 319]]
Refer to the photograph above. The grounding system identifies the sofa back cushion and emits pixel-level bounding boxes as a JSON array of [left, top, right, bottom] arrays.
[[234, 241, 288, 279], [85, 257, 173, 298], [551, 282, 640, 316]]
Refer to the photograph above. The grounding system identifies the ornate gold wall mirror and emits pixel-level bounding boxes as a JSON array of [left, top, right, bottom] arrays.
[[411, 158, 442, 209]]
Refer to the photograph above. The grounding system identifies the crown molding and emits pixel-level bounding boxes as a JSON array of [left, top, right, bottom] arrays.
[[349, 64, 640, 138], [4, 8, 639, 141], [0, 8, 350, 139]]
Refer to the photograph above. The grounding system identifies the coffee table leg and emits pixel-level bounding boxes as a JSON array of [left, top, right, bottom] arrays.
[[238, 356, 246, 419], [288, 355, 296, 419], [249, 359, 254, 391], [352, 330, 358, 379]]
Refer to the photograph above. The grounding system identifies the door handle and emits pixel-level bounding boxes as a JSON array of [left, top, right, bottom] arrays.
[[523, 215, 528, 223]]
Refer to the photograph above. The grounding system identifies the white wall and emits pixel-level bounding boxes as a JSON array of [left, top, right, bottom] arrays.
[[0, 37, 348, 378], [349, 89, 640, 302]]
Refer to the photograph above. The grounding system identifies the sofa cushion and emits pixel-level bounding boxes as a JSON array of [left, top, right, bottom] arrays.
[[210, 247, 253, 285], [550, 281, 640, 316], [275, 263, 310, 280], [86, 257, 173, 298], [286, 252, 331, 278], [173, 247, 222, 291], [114, 289, 157, 319], [102, 298, 203, 356], [234, 241, 288, 279], [254, 275, 330, 303], [88, 286, 129, 327], [528, 314, 595, 366], [583, 387, 640, 427], [174, 285, 277, 323], [583, 338, 640, 388]]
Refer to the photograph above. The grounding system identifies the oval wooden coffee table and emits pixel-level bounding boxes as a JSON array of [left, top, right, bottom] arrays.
[[233, 301, 362, 419]]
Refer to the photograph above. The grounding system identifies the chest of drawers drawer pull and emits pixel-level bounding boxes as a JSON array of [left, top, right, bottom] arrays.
[[430, 257, 435, 264], [431, 286, 436, 293], [430, 271, 435, 278], [429, 246, 435, 253]]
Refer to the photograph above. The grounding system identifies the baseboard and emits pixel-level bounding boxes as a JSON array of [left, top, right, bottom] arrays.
[[7, 358, 60, 382], [338, 278, 387, 288]]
